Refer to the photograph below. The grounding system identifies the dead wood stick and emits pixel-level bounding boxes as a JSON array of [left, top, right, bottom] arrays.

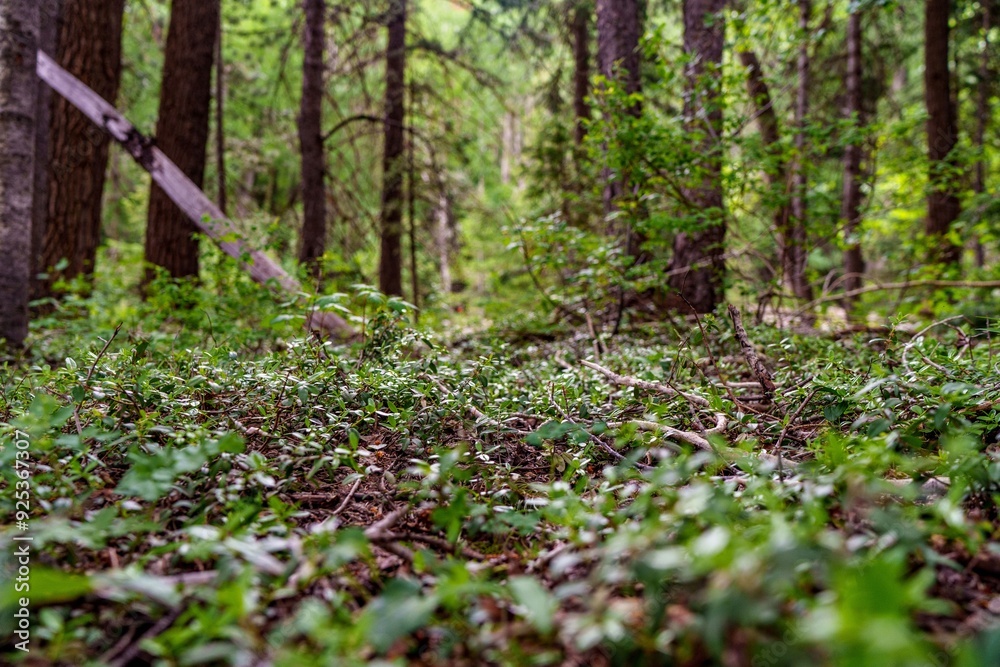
[[580, 359, 710, 407], [801, 279, 1000, 311], [35, 50, 351, 337], [727, 305, 776, 396]]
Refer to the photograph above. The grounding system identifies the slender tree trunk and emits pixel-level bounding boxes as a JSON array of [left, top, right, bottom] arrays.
[[924, 0, 962, 265], [0, 0, 39, 346], [595, 0, 641, 212], [407, 76, 419, 316], [841, 8, 866, 299], [144, 0, 220, 281], [571, 0, 591, 146], [39, 0, 124, 295], [787, 0, 812, 300], [435, 191, 454, 295], [30, 0, 61, 301], [738, 50, 790, 282], [379, 0, 406, 296], [215, 13, 226, 215], [669, 0, 726, 313], [973, 0, 991, 268], [298, 0, 326, 272]]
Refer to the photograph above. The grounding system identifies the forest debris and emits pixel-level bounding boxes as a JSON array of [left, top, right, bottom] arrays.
[[580, 359, 710, 407], [727, 305, 776, 396]]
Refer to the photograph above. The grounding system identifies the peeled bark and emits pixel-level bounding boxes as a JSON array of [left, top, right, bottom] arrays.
[[924, 0, 961, 265], [298, 0, 326, 271], [787, 0, 812, 300], [144, 0, 219, 281], [841, 8, 866, 298], [669, 0, 726, 313], [39, 0, 124, 295], [379, 0, 406, 296], [0, 0, 39, 346]]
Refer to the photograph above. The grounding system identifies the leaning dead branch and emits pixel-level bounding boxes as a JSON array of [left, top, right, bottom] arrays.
[[35, 50, 351, 338]]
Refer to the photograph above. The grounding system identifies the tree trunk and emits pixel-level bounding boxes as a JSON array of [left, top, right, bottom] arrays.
[[144, 0, 219, 282], [738, 50, 789, 283], [39, 0, 124, 295], [571, 0, 591, 146], [298, 0, 326, 272], [595, 0, 641, 211], [669, 0, 726, 314], [215, 14, 226, 215], [973, 0, 991, 268], [924, 0, 961, 265], [787, 0, 812, 300], [379, 0, 406, 297], [841, 8, 866, 299], [0, 0, 39, 347], [30, 0, 61, 301]]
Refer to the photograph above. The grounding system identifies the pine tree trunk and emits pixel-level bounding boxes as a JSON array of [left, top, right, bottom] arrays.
[[924, 0, 961, 265], [738, 49, 789, 286], [30, 0, 61, 301], [973, 0, 991, 268], [595, 0, 640, 212], [379, 0, 406, 297], [841, 8, 866, 299], [39, 0, 124, 295], [787, 0, 812, 301], [571, 0, 591, 146], [144, 0, 219, 281], [298, 0, 326, 272], [0, 0, 39, 346], [669, 0, 726, 313]]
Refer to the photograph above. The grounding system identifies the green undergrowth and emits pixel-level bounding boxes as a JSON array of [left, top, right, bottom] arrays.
[[2, 290, 1000, 666]]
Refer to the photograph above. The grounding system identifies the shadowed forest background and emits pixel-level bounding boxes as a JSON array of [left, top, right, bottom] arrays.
[[2, 0, 1000, 665]]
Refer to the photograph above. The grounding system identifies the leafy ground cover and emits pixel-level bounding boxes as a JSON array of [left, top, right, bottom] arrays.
[[3, 282, 1000, 666]]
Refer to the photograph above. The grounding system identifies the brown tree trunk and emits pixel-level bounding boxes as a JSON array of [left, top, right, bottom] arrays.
[[738, 50, 790, 282], [0, 0, 39, 347], [571, 0, 592, 146], [215, 15, 226, 215], [596, 0, 641, 212], [841, 8, 866, 299], [787, 0, 812, 300], [379, 0, 406, 296], [924, 0, 962, 265], [30, 0, 61, 301], [298, 0, 326, 272], [144, 0, 219, 282], [669, 0, 726, 314], [973, 0, 991, 268], [39, 0, 124, 295]]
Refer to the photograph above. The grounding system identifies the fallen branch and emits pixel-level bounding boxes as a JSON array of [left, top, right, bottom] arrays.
[[35, 50, 351, 337], [727, 305, 776, 396], [580, 359, 710, 407], [801, 279, 1000, 311]]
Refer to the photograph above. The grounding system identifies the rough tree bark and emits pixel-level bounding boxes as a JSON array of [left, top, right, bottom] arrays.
[[595, 0, 641, 211], [39, 0, 124, 295], [841, 7, 866, 299], [924, 0, 962, 265], [298, 0, 326, 272], [787, 0, 812, 300], [0, 0, 39, 346], [144, 0, 220, 282], [379, 0, 406, 296], [669, 0, 727, 313], [571, 0, 592, 146], [30, 0, 60, 301]]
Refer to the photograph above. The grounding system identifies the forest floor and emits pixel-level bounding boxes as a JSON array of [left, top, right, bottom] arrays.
[[2, 290, 1000, 666]]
